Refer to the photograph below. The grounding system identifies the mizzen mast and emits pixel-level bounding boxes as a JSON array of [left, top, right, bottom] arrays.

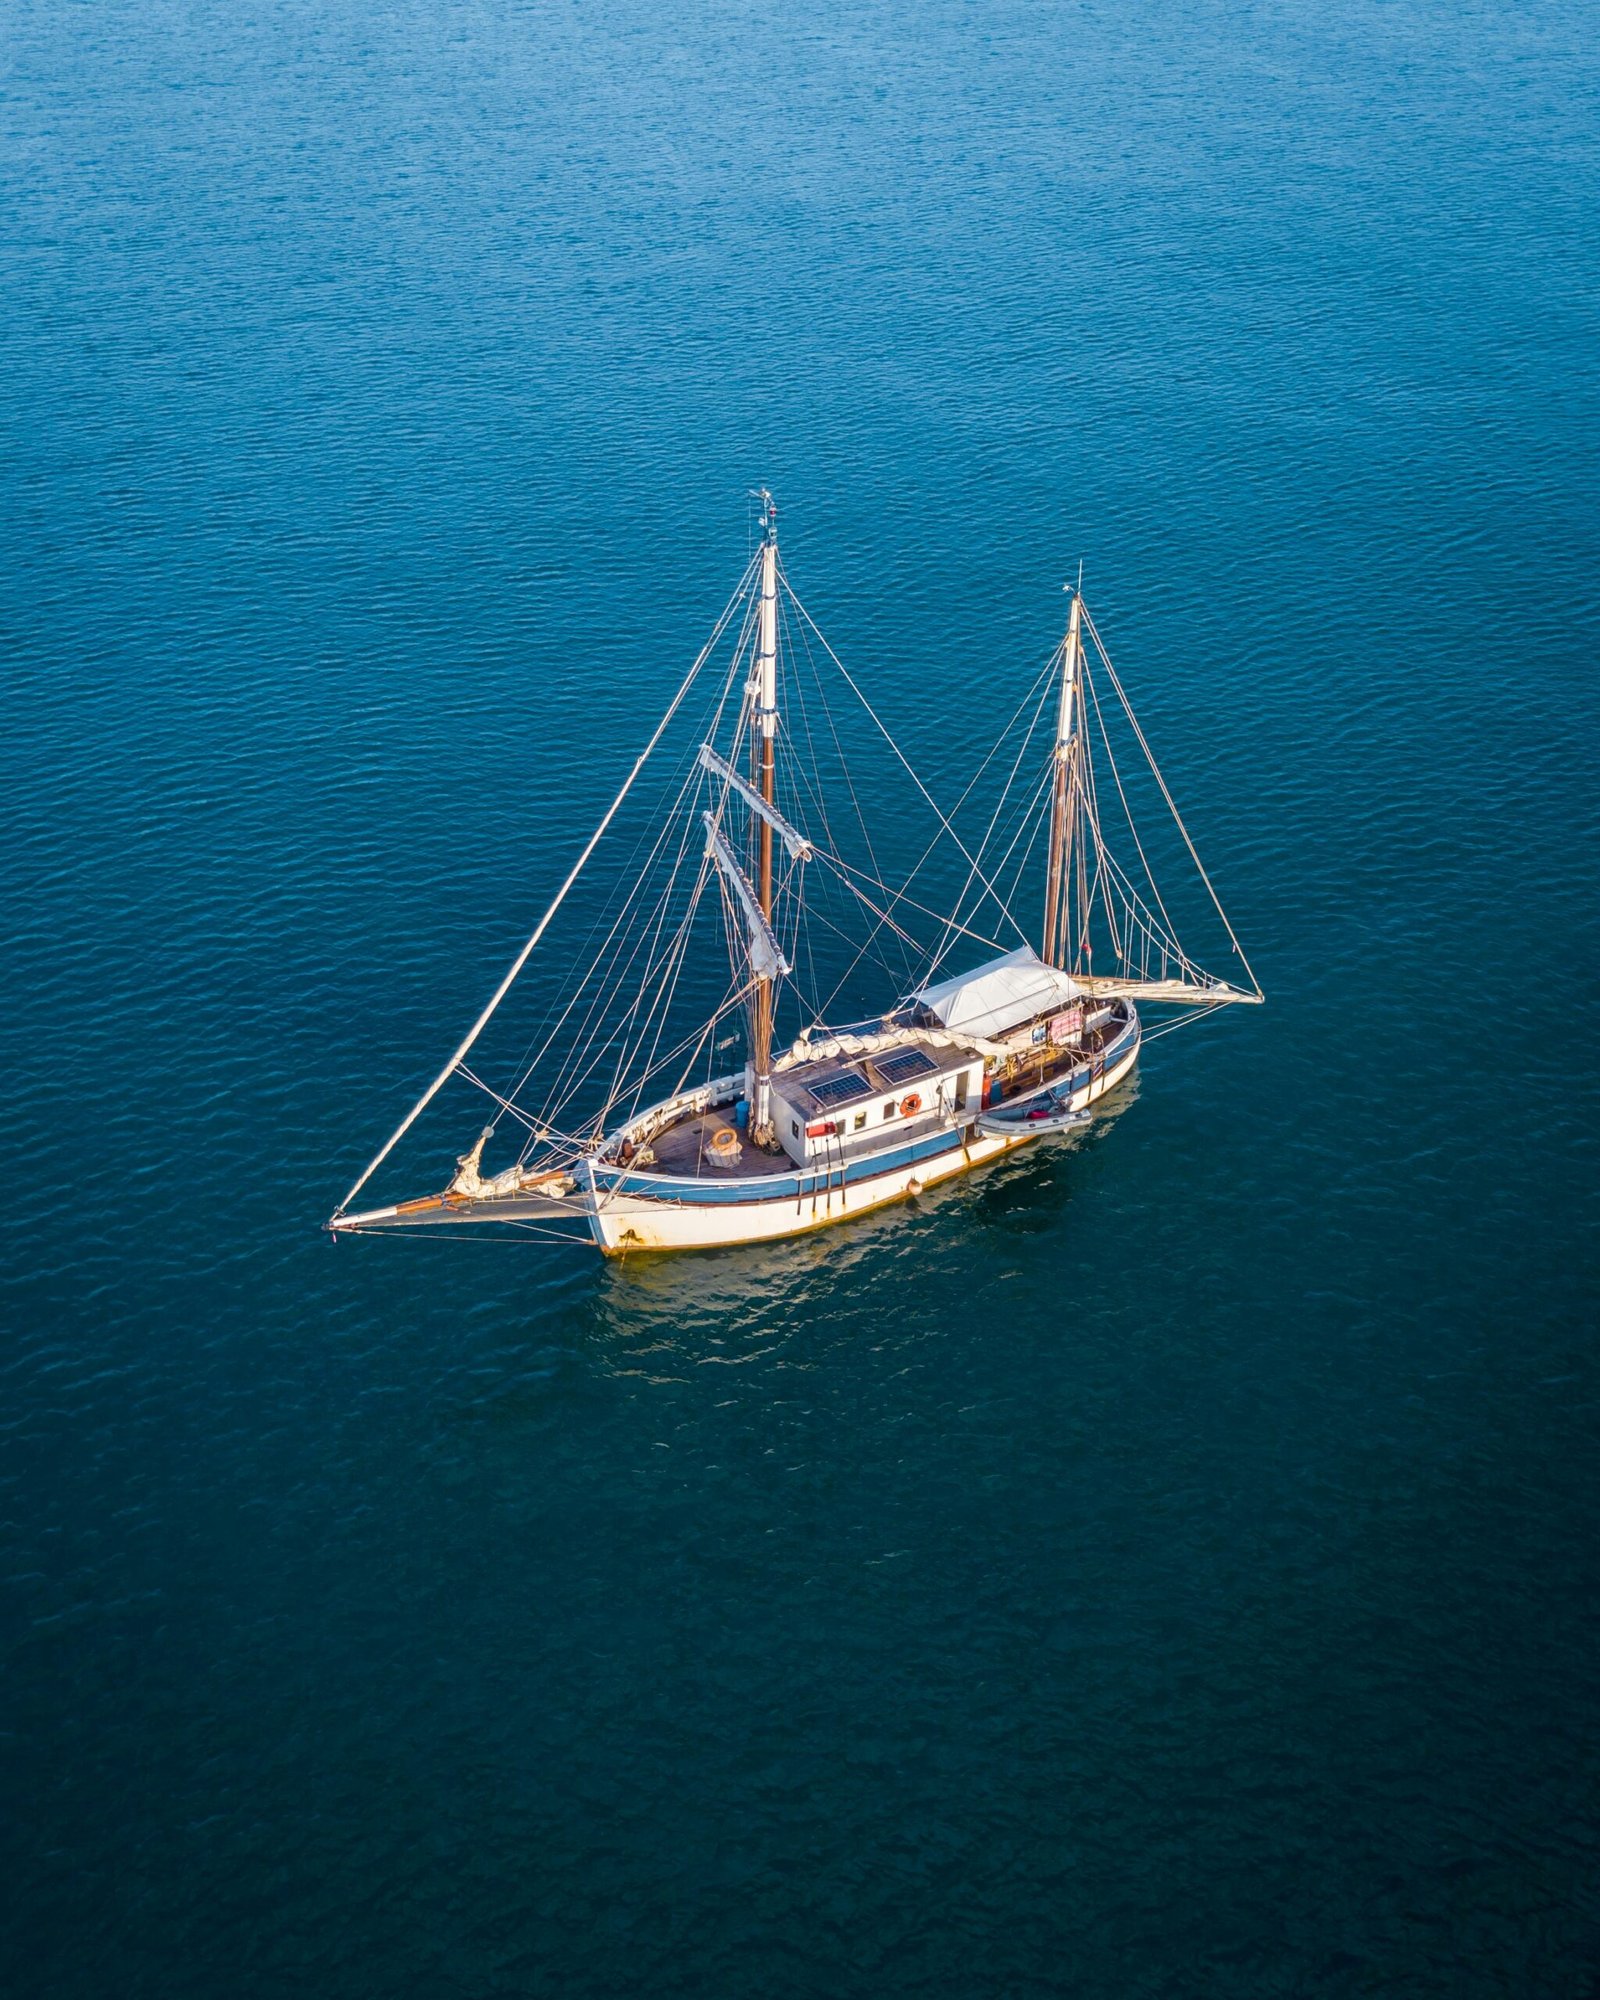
[[749, 489, 780, 1146], [1041, 583, 1082, 969]]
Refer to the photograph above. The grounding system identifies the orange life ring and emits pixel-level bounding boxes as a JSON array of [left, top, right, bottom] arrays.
[[899, 1092, 922, 1117]]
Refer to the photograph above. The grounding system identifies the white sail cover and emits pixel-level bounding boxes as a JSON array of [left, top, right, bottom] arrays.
[[698, 745, 813, 860], [911, 946, 1081, 1041], [1073, 974, 1262, 1005], [702, 813, 791, 980]]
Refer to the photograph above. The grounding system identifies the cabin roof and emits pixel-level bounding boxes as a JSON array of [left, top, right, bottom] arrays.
[[776, 1033, 985, 1116], [911, 946, 1082, 1041]]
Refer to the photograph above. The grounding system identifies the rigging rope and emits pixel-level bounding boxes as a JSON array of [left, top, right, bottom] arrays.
[[1079, 644, 1189, 968], [502, 581, 763, 1134], [781, 575, 1032, 953], [924, 645, 1063, 983], [333, 549, 761, 1218], [1080, 603, 1262, 996]]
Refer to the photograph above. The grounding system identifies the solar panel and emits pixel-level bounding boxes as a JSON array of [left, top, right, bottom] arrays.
[[809, 1069, 872, 1109], [874, 1047, 937, 1085]]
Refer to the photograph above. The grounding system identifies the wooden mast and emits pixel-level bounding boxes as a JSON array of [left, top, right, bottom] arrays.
[[1041, 586, 1081, 967], [750, 490, 779, 1144]]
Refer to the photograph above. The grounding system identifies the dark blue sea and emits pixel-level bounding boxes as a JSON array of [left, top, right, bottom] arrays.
[[5, 2, 1599, 1992]]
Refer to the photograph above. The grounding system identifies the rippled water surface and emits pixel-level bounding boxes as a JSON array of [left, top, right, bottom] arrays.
[[5, 2, 1599, 1993]]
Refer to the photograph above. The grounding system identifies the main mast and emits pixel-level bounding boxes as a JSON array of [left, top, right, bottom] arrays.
[[750, 490, 779, 1146], [1041, 585, 1081, 968]]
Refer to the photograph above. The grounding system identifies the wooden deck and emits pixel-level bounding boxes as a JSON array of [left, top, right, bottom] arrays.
[[640, 1108, 786, 1182]]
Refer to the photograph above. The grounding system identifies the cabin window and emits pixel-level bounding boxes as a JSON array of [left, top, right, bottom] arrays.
[[882, 1102, 895, 1121], [953, 1070, 969, 1111], [790, 1119, 800, 1138], [853, 1111, 867, 1131]]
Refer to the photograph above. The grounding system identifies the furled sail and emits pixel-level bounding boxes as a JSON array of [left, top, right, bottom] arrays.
[[697, 745, 813, 860], [702, 813, 791, 979], [1070, 975, 1263, 1005]]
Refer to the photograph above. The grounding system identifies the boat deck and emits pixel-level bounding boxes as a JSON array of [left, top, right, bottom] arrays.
[[990, 1004, 1133, 1100], [638, 1108, 787, 1182], [612, 1002, 1137, 1183]]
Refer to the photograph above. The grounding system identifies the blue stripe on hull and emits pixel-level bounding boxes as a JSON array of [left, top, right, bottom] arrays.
[[594, 1013, 1139, 1212], [593, 1126, 965, 1207]]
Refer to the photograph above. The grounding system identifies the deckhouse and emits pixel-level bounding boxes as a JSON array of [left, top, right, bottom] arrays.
[[769, 1035, 986, 1170]]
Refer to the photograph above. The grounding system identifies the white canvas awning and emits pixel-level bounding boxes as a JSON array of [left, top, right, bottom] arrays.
[[911, 946, 1081, 1041]]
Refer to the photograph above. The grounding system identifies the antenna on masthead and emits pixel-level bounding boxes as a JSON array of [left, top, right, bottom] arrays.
[[749, 487, 778, 547]]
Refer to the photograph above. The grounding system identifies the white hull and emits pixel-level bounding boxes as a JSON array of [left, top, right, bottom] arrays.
[[586, 1041, 1138, 1254]]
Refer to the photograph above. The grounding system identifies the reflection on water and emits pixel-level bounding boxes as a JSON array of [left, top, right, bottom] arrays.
[[585, 1068, 1145, 1365]]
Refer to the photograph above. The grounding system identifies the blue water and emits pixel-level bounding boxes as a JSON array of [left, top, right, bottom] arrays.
[[5, 1, 1599, 1991]]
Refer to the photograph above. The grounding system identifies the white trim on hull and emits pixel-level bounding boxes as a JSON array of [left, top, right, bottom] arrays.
[[586, 1038, 1139, 1254]]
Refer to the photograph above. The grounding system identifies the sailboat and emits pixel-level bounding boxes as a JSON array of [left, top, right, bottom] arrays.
[[328, 494, 1261, 1255]]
